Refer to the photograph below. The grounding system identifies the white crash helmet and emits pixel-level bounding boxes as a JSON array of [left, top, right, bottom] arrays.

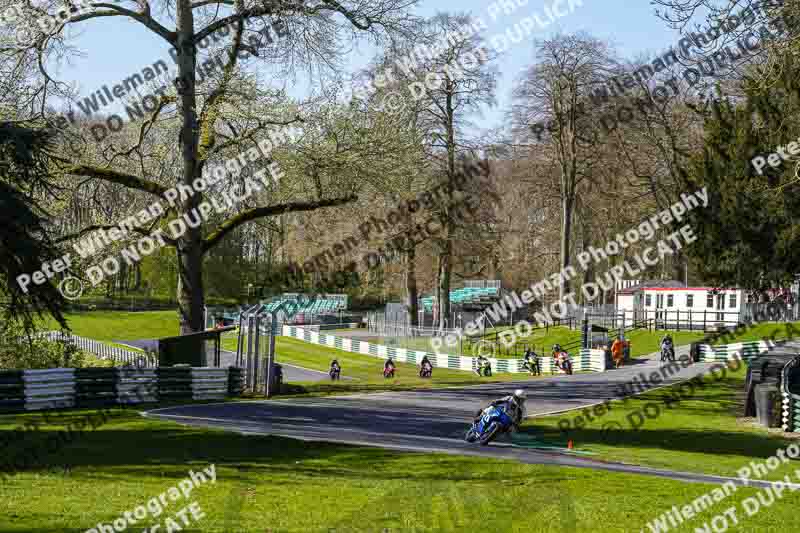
[[513, 389, 527, 401]]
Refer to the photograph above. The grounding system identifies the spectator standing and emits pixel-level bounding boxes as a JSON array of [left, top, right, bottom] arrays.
[[611, 336, 625, 368]]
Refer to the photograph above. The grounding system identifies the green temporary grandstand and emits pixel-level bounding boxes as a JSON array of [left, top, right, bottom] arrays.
[[208, 293, 347, 328], [419, 286, 501, 311], [257, 294, 346, 315]]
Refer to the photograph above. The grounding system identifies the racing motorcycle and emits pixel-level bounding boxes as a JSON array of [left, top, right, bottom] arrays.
[[464, 404, 514, 445]]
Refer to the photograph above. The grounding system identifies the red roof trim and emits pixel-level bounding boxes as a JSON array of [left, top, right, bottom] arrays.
[[639, 287, 739, 291]]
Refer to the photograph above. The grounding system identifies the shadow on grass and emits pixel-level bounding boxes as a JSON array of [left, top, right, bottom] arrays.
[[526, 374, 793, 460], [532, 425, 794, 461], [0, 412, 539, 485]]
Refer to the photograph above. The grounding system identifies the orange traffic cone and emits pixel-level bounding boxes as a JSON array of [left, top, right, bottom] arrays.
[[567, 440, 573, 450]]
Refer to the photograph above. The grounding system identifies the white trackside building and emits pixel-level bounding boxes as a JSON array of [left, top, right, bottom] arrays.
[[616, 280, 745, 329]]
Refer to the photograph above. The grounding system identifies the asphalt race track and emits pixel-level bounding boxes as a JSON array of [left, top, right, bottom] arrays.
[[145, 348, 794, 490]]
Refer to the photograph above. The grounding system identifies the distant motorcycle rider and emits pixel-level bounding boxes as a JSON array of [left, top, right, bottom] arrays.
[[383, 357, 396, 377], [329, 359, 341, 380], [523, 349, 540, 376], [473, 389, 528, 431], [660, 334, 675, 361], [475, 354, 490, 376], [419, 355, 433, 377], [553, 344, 573, 375]]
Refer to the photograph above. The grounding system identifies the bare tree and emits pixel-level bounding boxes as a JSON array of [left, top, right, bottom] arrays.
[[513, 33, 617, 301], [387, 12, 497, 331], [1, 0, 418, 334]]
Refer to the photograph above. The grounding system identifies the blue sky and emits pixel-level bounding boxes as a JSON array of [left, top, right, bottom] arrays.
[[57, 0, 684, 129]]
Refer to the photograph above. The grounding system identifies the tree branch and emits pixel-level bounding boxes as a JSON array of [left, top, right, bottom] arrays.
[[198, 20, 245, 163], [203, 195, 357, 252], [193, 0, 376, 43], [70, 3, 177, 44], [60, 164, 169, 197], [55, 222, 173, 245], [192, 0, 234, 7]]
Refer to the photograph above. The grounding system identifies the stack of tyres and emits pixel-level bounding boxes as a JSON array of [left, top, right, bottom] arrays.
[[116, 367, 158, 404], [0, 370, 25, 413], [75, 368, 118, 408], [228, 367, 245, 396], [157, 367, 193, 401]]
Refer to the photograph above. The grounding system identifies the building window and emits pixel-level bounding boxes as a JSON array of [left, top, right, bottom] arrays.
[[729, 294, 737, 308], [687, 294, 694, 308], [707, 293, 714, 308], [645, 294, 652, 307], [667, 294, 674, 307]]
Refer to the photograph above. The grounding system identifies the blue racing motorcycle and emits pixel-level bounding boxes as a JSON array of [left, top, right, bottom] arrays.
[[464, 404, 514, 445]]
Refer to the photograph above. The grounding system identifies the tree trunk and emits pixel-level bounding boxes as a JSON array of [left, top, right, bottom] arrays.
[[436, 239, 452, 331], [436, 86, 456, 333], [175, 0, 204, 334], [559, 194, 574, 301], [177, 243, 205, 333], [405, 245, 419, 327], [580, 232, 593, 305]]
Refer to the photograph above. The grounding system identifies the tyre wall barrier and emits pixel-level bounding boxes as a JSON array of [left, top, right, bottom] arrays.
[[23, 369, 75, 411], [282, 326, 607, 374], [0, 370, 25, 413], [0, 367, 242, 413]]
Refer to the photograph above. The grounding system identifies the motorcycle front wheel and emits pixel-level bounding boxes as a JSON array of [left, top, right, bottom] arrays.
[[465, 429, 478, 443], [479, 422, 500, 445]]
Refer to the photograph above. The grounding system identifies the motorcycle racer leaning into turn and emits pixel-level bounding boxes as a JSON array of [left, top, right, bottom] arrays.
[[471, 389, 528, 431]]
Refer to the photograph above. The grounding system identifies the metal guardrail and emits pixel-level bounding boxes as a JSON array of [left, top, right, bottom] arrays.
[[42, 332, 156, 368]]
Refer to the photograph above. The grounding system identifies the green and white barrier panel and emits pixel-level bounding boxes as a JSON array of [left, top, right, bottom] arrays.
[[699, 340, 776, 362], [282, 326, 607, 374], [782, 356, 800, 433], [581, 349, 608, 372]]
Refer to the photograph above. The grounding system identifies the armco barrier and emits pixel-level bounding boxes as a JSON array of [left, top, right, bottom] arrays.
[[282, 326, 607, 374], [42, 331, 154, 367], [699, 340, 776, 362], [0, 367, 241, 413]]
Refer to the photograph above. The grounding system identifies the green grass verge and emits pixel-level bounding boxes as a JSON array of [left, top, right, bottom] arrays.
[[524, 360, 800, 482], [42, 310, 180, 342], [0, 408, 795, 532]]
